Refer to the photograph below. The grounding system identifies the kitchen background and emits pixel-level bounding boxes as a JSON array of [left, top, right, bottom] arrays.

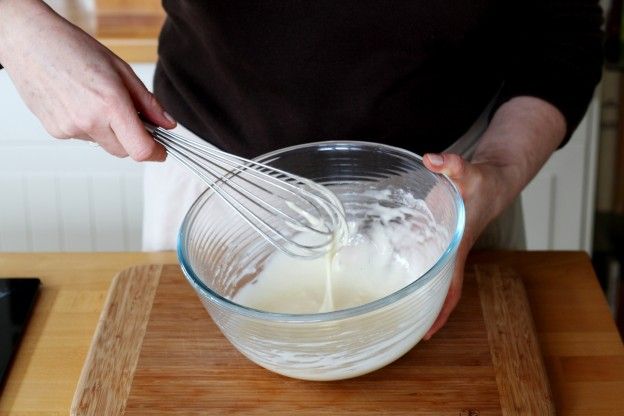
[[0, 0, 621, 333]]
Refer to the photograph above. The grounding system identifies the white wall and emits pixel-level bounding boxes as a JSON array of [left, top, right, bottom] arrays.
[[0, 64, 153, 251]]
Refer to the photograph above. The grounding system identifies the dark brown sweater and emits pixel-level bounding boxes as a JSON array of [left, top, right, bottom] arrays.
[[154, 0, 603, 158]]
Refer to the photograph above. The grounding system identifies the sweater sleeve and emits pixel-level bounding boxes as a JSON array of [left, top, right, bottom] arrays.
[[493, 0, 604, 147]]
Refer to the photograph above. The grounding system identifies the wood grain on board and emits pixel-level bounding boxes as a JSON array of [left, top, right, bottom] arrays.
[[70, 265, 162, 416], [476, 266, 553, 415], [71, 264, 553, 415]]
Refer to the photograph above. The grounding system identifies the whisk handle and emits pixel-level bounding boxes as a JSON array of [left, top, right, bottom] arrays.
[[142, 119, 158, 135]]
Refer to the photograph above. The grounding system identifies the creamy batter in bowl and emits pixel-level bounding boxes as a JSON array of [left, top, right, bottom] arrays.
[[178, 141, 465, 381]]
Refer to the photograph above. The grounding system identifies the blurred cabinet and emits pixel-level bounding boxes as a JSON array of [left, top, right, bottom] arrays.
[[94, 0, 163, 14]]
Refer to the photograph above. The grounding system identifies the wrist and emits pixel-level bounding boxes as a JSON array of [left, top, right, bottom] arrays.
[[474, 163, 517, 223], [467, 96, 566, 223], [471, 97, 565, 173]]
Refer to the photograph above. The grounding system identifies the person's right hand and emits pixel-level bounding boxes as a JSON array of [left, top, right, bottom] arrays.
[[0, 0, 175, 161]]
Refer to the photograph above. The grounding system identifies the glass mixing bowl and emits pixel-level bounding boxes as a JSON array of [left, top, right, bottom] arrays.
[[178, 141, 465, 381]]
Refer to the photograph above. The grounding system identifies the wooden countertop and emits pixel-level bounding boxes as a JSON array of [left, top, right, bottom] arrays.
[[47, 0, 164, 62], [0, 251, 622, 415]]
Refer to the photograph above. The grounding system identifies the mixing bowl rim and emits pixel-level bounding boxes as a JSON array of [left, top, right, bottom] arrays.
[[177, 140, 465, 323]]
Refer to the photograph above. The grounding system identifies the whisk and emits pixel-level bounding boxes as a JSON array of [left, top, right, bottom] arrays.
[[144, 122, 346, 258]]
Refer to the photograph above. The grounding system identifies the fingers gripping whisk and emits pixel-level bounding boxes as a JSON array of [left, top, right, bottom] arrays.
[[144, 122, 347, 258]]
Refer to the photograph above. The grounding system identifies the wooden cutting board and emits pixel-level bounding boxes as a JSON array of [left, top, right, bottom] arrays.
[[71, 264, 554, 415]]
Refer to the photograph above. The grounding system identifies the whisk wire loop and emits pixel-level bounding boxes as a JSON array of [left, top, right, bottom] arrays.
[[160, 134, 333, 236], [145, 122, 346, 258]]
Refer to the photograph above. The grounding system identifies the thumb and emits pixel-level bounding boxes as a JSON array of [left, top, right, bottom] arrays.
[[114, 60, 177, 129], [423, 153, 468, 180], [423, 152, 481, 200]]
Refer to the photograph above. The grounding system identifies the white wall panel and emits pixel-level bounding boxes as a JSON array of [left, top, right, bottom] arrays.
[[24, 174, 63, 251], [123, 174, 144, 250], [0, 64, 153, 252], [90, 174, 126, 251], [0, 175, 31, 251], [522, 175, 554, 250], [58, 175, 95, 251]]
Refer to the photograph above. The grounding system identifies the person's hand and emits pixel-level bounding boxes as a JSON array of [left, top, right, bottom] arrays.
[[0, 0, 175, 161], [418, 97, 567, 339], [421, 153, 506, 339]]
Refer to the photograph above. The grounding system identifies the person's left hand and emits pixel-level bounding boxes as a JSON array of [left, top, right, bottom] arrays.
[[421, 152, 506, 340]]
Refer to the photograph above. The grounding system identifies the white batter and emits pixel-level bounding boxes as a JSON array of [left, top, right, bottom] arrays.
[[233, 189, 448, 314]]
